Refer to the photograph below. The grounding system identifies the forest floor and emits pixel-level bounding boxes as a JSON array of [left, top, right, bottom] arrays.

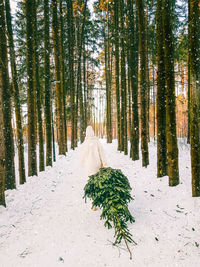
[[0, 139, 200, 267]]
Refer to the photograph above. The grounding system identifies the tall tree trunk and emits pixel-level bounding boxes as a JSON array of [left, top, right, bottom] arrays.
[[163, 0, 179, 186], [114, 0, 121, 150], [83, 44, 87, 131], [5, 0, 26, 184], [189, 0, 200, 197], [128, 0, 139, 160], [0, 0, 16, 188], [120, 0, 127, 154], [33, 0, 45, 171], [77, 0, 87, 144], [26, 0, 37, 177], [156, 0, 167, 177], [52, 0, 65, 155], [0, 59, 6, 207], [187, 0, 191, 144], [59, 0, 68, 152], [136, 0, 149, 167], [145, 6, 150, 143], [44, 0, 52, 166], [104, 5, 112, 144], [67, 0, 75, 150]]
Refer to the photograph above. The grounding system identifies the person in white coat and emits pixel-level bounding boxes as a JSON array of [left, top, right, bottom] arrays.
[[80, 126, 107, 177]]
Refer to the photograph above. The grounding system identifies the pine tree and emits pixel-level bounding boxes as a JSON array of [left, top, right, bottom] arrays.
[[33, 0, 45, 171], [128, 0, 139, 161], [119, 0, 127, 154], [67, 0, 75, 150], [156, 0, 167, 177], [136, 0, 149, 167], [163, 0, 179, 186], [52, 0, 65, 155], [189, 0, 200, 196], [44, 0, 52, 166], [0, 0, 16, 188], [0, 54, 6, 207], [59, 0, 68, 152], [26, 0, 37, 177], [114, 0, 121, 150], [5, 0, 26, 184]]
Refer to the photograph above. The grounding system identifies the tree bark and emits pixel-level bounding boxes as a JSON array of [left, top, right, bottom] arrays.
[[59, 0, 68, 152], [163, 0, 179, 186], [0, 0, 16, 187], [52, 0, 65, 155], [189, 0, 200, 196], [156, 0, 167, 177], [120, 0, 127, 154], [128, 0, 139, 161], [136, 0, 149, 167], [0, 61, 6, 207], [5, 0, 26, 184], [26, 0, 37, 177], [67, 0, 75, 150], [114, 0, 121, 150], [44, 0, 52, 166], [33, 0, 45, 171]]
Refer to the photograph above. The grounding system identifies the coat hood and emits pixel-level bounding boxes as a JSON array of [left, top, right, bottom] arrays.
[[85, 126, 95, 138]]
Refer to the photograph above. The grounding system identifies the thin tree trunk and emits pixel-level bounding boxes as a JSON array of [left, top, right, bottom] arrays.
[[26, 0, 37, 177], [136, 0, 149, 167], [163, 0, 179, 186], [189, 0, 200, 197], [0, 57, 6, 207], [59, 0, 68, 152], [44, 0, 52, 166], [145, 6, 150, 143], [187, 0, 191, 144], [83, 44, 87, 130], [77, 0, 87, 144], [120, 0, 127, 154], [114, 0, 121, 150], [0, 0, 16, 189], [128, 0, 139, 160], [156, 0, 167, 177], [33, 0, 45, 172], [52, 0, 65, 155], [5, 0, 26, 184], [67, 0, 75, 150]]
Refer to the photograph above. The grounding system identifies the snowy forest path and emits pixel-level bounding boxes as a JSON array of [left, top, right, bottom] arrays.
[[0, 140, 200, 267], [0, 140, 139, 267]]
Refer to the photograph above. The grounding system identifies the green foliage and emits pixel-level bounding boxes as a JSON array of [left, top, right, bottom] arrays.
[[84, 167, 135, 259]]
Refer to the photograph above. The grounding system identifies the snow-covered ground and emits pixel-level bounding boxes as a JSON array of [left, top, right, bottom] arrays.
[[0, 139, 200, 267]]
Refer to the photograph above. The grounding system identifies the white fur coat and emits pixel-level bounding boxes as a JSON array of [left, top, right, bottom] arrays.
[[80, 126, 107, 177]]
